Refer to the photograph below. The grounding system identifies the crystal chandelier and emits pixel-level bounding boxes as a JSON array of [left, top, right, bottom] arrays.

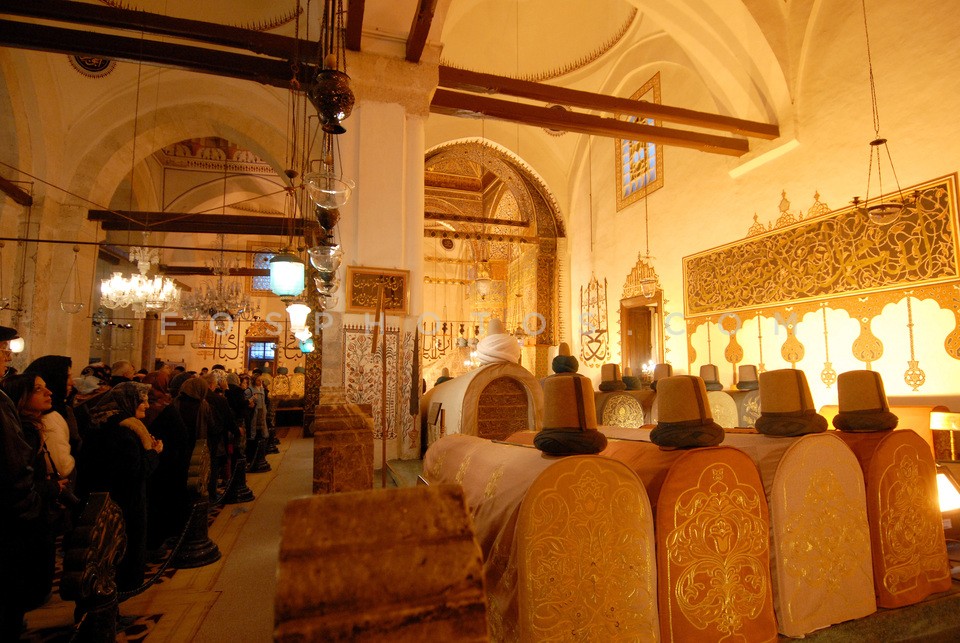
[[100, 243, 181, 317], [180, 235, 257, 323]]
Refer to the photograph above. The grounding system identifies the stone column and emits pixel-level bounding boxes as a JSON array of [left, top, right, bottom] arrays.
[[310, 48, 434, 467]]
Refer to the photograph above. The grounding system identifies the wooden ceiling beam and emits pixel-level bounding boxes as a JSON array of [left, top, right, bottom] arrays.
[[406, 0, 438, 63], [345, 0, 365, 51], [88, 210, 304, 236], [0, 175, 32, 206], [0, 0, 319, 62], [158, 265, 269, 277], [431, 89, 750, 156], [438, 66, 779, 139], [0, 19, 306, 89], [0, 2, 773, 147]]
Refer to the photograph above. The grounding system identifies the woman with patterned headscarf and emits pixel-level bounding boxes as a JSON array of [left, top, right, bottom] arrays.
[[78, 382, 163, 592]]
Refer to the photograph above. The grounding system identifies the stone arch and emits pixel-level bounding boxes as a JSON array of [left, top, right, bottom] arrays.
[[423, 140, 564, 377]]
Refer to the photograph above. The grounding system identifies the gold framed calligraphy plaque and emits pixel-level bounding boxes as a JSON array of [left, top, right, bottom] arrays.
[[345, 266, 410, 315]]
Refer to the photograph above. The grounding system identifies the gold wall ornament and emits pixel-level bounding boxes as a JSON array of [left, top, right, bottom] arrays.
[[684, 176, 957, 317], [852, 319, 883, 368], [774, 190, 801, 228], [903, 296, 926, 391], [580, 274, 608, 367], [722, 314, 744, 379], [756, 313, 766, 372], [820, 304, 837, 388], [936, 282, 960, 360], [706, 321, 714, 364], [622, 253, 661, 300], [847, 296, 888, 368], [780, 325, 805, 366], [746, 213, 768, 237]]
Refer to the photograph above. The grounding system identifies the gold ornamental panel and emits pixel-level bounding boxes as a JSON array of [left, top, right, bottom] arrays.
[[780, 468, 870, 592], [877, 442, 951, 596], [600, 393, 645, 428], [683, 176, 958, 316], [517, 457, 658, 642], [665, 460, 771, 639]]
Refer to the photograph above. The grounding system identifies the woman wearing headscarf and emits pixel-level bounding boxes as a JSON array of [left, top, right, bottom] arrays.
[[78, 382, 163, 592], [142, 369, 173, 407], [173, 376, 209, 450], [0, 373, 65, 634], [25, 355, 81, 493], [144, 390, 191, 553]]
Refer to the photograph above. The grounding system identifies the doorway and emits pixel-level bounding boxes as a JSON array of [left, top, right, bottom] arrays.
[[620, 294, 663, 377]]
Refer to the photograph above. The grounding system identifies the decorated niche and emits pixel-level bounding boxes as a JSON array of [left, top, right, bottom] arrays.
[[620, 254, 665, 376], [614, 72, 664, 211], [683, 175, 959, 393], [580, 274, 608, 367]]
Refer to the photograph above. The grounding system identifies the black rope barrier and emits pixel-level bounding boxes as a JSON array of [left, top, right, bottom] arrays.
[[117, 499, 202, 602], [210, 458, 242, 506]]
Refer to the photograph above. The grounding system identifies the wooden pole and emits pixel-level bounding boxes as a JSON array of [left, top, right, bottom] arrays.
[[371, 282, 388, 488], [379, 284, 389, 489]]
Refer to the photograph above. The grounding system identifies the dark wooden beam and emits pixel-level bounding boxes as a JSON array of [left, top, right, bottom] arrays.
[[0, 1, 773, 146], [0, 175, 32, 206], [0, 19, 310, 89], [438, 66, 780, 139], [406, 0, 438, 63], [431, 89, 750, 156], [88, 210, 305, 236], [345, 0, 365, 51], [159, 265, 269, 277], [0, 0, 319, 62], [425, 211, 529, 228]]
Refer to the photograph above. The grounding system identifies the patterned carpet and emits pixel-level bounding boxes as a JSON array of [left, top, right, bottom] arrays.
[[23, 501, 227, 642]]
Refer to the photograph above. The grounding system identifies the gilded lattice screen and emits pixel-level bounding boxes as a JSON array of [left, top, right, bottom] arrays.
[[684, 176, 958, 317], [681, 175, 960, 392]]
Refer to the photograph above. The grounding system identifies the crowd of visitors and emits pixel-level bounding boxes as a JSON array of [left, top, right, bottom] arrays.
[[0, 325, 279, 638]]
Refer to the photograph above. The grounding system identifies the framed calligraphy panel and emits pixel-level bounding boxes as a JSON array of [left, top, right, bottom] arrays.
[[345, 266, 410, 315]]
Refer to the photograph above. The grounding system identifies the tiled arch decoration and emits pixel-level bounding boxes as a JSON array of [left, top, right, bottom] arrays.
[[682, 174, 960, 392]]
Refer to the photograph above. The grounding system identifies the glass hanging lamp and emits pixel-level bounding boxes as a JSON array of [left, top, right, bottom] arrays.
[[59, 245, 86, 314], [269, 251, 306, 299], [286, 300, 312, 336]]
